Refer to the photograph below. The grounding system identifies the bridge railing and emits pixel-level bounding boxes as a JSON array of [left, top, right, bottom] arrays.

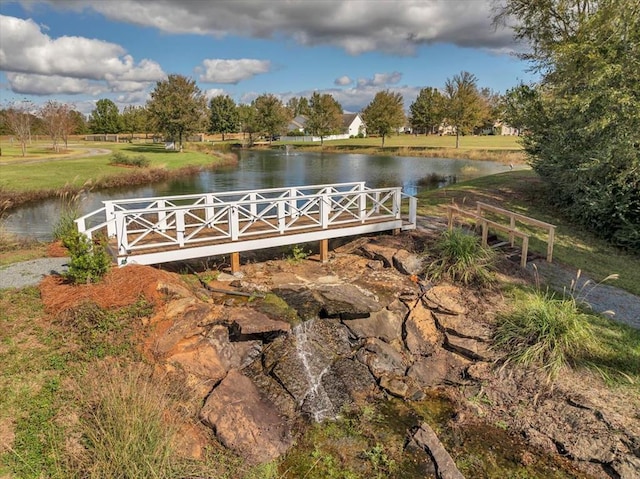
[[76, 183, 417, 256]]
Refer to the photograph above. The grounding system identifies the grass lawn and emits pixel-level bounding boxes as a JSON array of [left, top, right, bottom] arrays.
[[0, 142, 231, 193], [417, 170, 640, 296]]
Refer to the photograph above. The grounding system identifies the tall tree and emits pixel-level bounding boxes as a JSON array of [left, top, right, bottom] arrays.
[[69, 110, 88, 135], [40, 101, 72, 152], [443, 71, 485, 148], [208, 95, 239, 141], [121, 105, 146, 141], [89, 99, 121, 134], [147, 74, 207, 150], [237, 104, 259, 146], [3, 101, 35, 157], [409, 87, 445, 135], [496, 0, 640, 250], [306, 93, 343, 146], [253, 94, 289, 144], [286, 96, 310, 117], [362, 90, 405, 147]]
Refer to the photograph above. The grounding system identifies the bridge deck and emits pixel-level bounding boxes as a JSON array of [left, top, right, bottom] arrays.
[[76, 182, 417, 267]]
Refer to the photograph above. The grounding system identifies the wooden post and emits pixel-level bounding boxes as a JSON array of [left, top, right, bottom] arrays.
[[547, 226, 555, 262], [230, 252, 240, 273], [319, 239, 329, 263], [521, 236, 529, 268], [509, 215, 516, 246], [447, 207, 454, 230], [481, 220, 489, 246]]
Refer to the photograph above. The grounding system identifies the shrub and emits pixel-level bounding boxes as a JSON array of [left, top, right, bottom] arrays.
[[425, 228, 495, 285], [109, 151, 150, 167], [62, 231, 111, 284], [494, 288, 597, 381]]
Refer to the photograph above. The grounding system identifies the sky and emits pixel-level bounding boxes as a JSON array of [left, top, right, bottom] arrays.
[[0, 0, 537, 115]]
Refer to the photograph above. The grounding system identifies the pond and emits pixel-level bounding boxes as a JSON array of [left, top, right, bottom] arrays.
[[4, 149, 514, 240]]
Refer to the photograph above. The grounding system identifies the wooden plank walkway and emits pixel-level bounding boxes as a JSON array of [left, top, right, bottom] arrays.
[[76, 182, 417, 269]]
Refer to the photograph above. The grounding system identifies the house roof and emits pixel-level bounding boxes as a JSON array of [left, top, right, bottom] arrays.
[[342, 113, 359, 127], [290, 115, 307, 129]]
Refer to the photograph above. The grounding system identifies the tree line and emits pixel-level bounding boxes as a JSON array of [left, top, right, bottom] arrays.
[[1, 70, 504, 156]]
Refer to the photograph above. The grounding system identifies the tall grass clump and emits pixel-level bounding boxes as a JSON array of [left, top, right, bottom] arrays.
[[494, 287, 598, 381], [425, 228, 495, 285], [108, 151, 150, 167], [52, 189, 83, 240], [77, 362, 178, 478]]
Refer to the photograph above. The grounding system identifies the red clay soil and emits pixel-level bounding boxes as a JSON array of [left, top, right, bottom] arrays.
[[46, 241, 69, 258], [39, 264, 177, 315]]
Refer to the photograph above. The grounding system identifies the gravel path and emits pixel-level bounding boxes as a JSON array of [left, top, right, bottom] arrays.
[[0, 258, 68, 290]]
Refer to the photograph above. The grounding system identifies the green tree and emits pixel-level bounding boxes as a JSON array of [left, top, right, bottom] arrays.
[[253, 94, 289, 144], [89, 99, 121, 134], [306, 92, 343, 146], [69, 110, 88, 135], [443, 71, 485, 148], [496, 0, 640, 250], [120, 105, 146, 141], [409, 87, 445, 135], [286, 96, 310, 117], [362, 90, 405, 147], [208, 95, 239, 141], [146, 74, 207, 150], [237, 104, 259, 145]]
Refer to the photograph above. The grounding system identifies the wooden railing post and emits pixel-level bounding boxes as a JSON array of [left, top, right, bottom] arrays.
[[547, 226, 555, 262], [321, 194, 329, 228], [229, 205, 239, 241], [205, 194, 215, 227], [157, 200, 167, 232], [104, 201, 116, 237], [175, 210, 185, 246], [359, 191, 366, 222], [115, 211, 128, 254], [278, 201, 286, 233], [521, 236, 529, 268], [481, 220, 489, 246]]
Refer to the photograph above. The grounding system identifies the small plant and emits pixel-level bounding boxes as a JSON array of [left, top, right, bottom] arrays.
[[425, 228, 495, 285], [108, 151, 150, 167], [287, 244, 311, 264], [362, 443, 397, 475], [62, 231, 111, 284], [494, 286, 598, 381]]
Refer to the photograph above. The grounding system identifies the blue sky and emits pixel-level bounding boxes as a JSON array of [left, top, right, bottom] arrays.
[[0, 0, 537, 115]]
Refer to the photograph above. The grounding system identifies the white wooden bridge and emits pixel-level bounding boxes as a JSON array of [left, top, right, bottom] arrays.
[[76, 182, 417, 270]]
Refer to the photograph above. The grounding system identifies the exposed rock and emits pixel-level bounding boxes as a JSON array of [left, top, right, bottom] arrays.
[[164, 336, 228, 383], [412, 422, 465, 479], [343, 308, 403, 343], [313, 284, 383, 319], [157, 280, 196, 301], [272, 286, 324, 321], [360, 243, 397, 267], [356, 337, 407, 379], [367, 260, 384, 270], [445, 334, 493, 361], [392, 249, 425, 275], [423, 285, 467, 315], [611, 455, 640, 479], [404, 300, 442, 356], [243, 359, 298, 420], [434, 312, 492, 341], [225, 306, 291, 339], [199, 370, 292, 464], [321, 358, 378, 405], [379, 375, 424, 400], [408, 350, 469, 387]]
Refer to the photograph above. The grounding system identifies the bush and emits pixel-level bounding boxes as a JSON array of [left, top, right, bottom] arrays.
[[494, 288, 597, 381], [109, 151, 150, 167], [62, 231, 111, 284], [424, 228, 495, 285]]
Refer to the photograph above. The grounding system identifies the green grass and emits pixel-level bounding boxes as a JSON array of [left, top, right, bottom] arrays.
[[0, 142, 231, 193], [417, 170, 640, 296], [424, 227, 496, 285]]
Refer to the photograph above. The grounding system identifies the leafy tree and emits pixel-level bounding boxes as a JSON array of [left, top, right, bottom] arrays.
[[3, 101, 35, 156], [69, 110, 88, 135], [89, 99, 122, 134], [496, 0, 640, 250], [40, 101, 74, 152], [237, 104, 259, 145], [146, 74, 207, 150], [306, 92, 343, 146], [478, 88, 502, 134], [443, 71, 485, 148], [253, 94, 289, 144], [286, 96, 310, 117], [208, 95, 239, 141], [120, 105, 146, 140], [362, 90, 405, 147], [409, 87, 445, 135]]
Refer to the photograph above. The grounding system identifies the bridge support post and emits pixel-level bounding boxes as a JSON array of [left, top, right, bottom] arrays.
[[230, 252, 240, 273], [319, 239, 329, 263]]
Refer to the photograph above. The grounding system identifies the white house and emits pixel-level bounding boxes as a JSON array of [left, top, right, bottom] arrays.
[[342, 113, 365, 137]]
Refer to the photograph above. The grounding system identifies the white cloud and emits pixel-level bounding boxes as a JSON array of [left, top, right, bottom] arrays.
[[197, 59, 271, 84], [5, 72, 105, 95], [334, 75, 353, 86], [0, 14, 166, 95], [24, 0, 516, 54], [204, 88, 228, 100], [357, 72, 403, 87]]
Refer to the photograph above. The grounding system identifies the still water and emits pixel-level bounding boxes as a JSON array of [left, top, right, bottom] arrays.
[[4, 149, 513, 240]]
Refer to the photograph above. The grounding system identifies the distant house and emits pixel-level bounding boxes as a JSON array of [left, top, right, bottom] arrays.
[[493, 121, 519, 136], [287, 115, 308, 133], [342, 113, 365, 137]]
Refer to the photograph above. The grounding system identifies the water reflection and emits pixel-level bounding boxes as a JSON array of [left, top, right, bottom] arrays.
[[4, 150, 513, 240]]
